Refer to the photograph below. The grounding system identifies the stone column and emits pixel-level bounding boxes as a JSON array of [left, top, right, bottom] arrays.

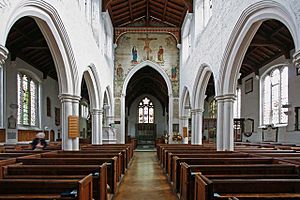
[[120, 94, 126, 144], [191, 110, 196, 144], [215, 94, 236, 151], [0, 45, 9, 128], [59, 94, 81, 150], [193, 108, 204, 145], [168, 93, 173, 143], [91, 108, 103, 144]]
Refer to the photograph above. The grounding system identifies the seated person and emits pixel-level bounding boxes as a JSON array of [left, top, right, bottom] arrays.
[[31, 132, 47, 150]]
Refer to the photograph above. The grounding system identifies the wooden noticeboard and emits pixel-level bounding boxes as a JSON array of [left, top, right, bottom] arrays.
[[68, 116, 79, 138], [183, 127, 188, 138]]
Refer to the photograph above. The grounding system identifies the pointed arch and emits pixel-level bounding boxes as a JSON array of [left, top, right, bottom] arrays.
[[1, 0, 79, 95], [192, 64, 214, 110], [121, 60, 173, 143], [180, 86, 191, 117], [82, 64, 102, 110], [219, 1, 299, 95], [104, 86, 113, 117], [122, 60, 172, 96]]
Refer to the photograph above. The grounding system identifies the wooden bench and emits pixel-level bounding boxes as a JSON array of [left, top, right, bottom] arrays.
[[195, 174, 300, 200], [2, 164, 107, 200], [166, 152, 250, 179], [180, 162, 299, 200], [0, 174, 93, 200], [43, 152, 124, 178], [172, 157, 286, 192]]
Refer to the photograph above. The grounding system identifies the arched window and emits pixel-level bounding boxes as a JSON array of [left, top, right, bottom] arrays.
[[80, 101, 89, 119], [262, 66, 288, 126], [233, 87, 241, 118], [138, 97, 154, 123], [17, 72, 39, 126]]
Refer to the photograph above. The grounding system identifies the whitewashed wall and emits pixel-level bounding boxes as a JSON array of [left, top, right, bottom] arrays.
[[5, 57, 61, 141]]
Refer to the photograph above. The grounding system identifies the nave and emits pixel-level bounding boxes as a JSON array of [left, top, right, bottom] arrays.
[[114, 151, 177, 200]]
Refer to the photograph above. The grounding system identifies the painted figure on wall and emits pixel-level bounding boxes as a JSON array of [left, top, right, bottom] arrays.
[[157, 46, 164, 63], [138, 34, 157, 60], [171, 65, 177, 81], [131, 46, 138, 64], [116, 64, 124, 80]]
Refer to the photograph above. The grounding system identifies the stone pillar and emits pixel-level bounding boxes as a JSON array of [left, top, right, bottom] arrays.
[[192, 108, 204, 145], [191, 110, 196, 144], [168, 93, 173, 143], [0, 45, 8, 128], [215, 94, 236, 151], [120, 94, 126, 144], [91, 108, 103, 144], [59, 94, 81, 150]]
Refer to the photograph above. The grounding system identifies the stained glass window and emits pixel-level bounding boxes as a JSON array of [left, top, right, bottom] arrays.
[[17, 72, 39, 126], [262, 66, 288, 126], [138, 97, 154, 123]]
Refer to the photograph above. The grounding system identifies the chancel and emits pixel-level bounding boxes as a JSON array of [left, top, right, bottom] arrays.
[[1, 0, 300, 199]]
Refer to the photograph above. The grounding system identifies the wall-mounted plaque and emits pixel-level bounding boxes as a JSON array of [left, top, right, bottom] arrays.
[[68, 116, 79, 138]]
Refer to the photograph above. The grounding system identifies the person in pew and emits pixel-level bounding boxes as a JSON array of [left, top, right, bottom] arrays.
[[31, 132, 47, 150]]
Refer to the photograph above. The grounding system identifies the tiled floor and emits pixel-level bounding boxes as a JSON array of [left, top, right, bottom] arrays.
[[113, 152, 178, 200]]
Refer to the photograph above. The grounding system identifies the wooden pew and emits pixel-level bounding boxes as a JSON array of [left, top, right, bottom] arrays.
[[180, 162, 299, 200], [2, 164, 108, 200], [43, 151, 124, 178], [0, 174, 93, 200], [166, 152, 250, 179], [194, 174, 300, 200], [172, 157, 286, 192]]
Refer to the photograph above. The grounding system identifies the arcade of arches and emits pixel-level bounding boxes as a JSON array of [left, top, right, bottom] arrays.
[[0, 0, 300, 151]]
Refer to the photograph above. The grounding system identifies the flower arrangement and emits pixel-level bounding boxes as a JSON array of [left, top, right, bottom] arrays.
[[172, 132, 183, 142]]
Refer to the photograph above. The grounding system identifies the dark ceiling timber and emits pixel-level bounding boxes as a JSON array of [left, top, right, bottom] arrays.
[[240, 19, 294, 79], [103, 0, 193, 27], [126, 66, 168, 112], [6, 17, 57, 80]]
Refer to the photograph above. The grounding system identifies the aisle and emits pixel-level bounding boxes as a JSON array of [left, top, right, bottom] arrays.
[[113, 151, 178, 200]]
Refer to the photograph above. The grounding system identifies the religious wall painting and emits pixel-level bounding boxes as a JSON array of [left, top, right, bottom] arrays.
[[116, 63, 124, 80], [138, 33, 157, 61], [131, 46, 138, 64], [171, 65, 178, 81], [114, 32, 179, 99], [157, 46, 164, 64]]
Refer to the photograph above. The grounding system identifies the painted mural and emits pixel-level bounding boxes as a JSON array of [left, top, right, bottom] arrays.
[[114, 32, 180, 100]]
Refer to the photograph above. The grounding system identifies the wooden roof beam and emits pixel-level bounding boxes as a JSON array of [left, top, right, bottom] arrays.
[[163, 0, 168, 21], [128, 0, 133, 21]]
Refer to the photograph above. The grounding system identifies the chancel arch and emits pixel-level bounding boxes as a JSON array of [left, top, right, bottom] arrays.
[[121, 61, 173, 145]]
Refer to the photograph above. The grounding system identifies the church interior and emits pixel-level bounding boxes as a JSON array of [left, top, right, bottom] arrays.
[[1, 0, 300, 199]]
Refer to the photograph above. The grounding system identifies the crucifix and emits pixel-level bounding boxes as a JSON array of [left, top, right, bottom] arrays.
[[138, 34, 157, 60]]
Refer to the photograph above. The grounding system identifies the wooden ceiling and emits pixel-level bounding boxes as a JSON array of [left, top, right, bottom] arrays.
[[240, 19, 294, 79], [126, 66, 168, 111], [103, 0, 193, 27], [6, 17, 57, 80]]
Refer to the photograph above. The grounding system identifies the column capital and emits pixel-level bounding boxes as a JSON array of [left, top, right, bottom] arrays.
[[0, 45, 9, 65], [293, 50, 300, 67], [90, 108, 103, 115], [191, 108, 204, 113], [215, 94, 236, 102], [58, 93, 81, 102]]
